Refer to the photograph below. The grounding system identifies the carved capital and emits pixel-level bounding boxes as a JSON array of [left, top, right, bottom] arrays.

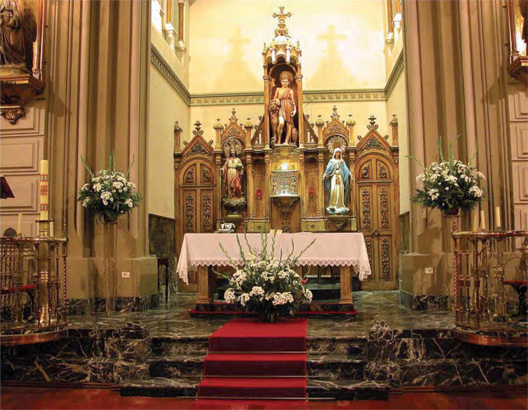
[[0, 106, 25, 124]]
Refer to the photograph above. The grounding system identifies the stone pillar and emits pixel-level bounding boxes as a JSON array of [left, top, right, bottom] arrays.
[[400, 0, 514, 310], [46, 0, 157, 312]]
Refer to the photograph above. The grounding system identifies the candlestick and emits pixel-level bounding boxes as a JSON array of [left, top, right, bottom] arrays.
[[17, 213, 22, 235], [495, 206, 501, 229], [471, 210, 479, 232], [480, 210, 486, 230], [39, 160, 49, 220]]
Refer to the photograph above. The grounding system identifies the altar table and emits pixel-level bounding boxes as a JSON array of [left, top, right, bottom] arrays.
[[176, 232, 371, 305]]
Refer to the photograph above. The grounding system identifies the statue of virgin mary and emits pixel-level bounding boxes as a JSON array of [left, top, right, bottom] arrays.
[[323, 148, 351, 214]]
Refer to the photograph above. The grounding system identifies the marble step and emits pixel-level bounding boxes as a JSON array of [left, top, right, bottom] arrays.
[[120, 377, 390, 400], [147, 354, 366, 380], [151, 336, 367, 357]]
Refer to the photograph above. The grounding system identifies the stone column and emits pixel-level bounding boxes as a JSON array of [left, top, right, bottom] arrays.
[[46, 0, 157, 312], [400, 0, 514, 310]]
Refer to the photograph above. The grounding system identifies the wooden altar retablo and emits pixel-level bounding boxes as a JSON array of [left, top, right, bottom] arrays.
[[174, 7, 401, 292]]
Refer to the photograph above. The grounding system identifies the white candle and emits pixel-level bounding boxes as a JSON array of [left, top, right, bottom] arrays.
[[17, 213, 22, 235], [471, 210, 479, 232], [40, 160, 49, 220], [49, 221, 54, 238], [495, 206, 501, 229], [480, 210, 485, 230]]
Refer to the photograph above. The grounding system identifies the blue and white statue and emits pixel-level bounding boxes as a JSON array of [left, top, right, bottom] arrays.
[[323, 148, 351, 214]]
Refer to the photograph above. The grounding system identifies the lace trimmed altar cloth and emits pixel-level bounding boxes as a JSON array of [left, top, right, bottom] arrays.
[[176, 232, 371, 284]]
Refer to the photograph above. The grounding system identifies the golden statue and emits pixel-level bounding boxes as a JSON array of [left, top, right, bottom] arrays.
[[272, 70, 297, 145]]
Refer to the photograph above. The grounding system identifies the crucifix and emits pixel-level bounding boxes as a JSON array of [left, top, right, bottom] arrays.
[[272, 6, 292, 37]]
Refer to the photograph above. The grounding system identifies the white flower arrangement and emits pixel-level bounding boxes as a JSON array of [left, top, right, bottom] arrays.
[[410, 137, 485, 212], [219, 233, 314, 322], [77, 153, 141, 222]]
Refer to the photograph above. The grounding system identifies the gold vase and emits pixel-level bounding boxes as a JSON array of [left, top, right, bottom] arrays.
[[103, 220, 118, 313]]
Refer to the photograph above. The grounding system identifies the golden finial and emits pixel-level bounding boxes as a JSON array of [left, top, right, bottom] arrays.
[[272, 6, 292, 37]]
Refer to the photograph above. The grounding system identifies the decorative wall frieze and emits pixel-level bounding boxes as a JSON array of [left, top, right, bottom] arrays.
[[150, 44, 191, 105], [191, 89, 386, 106], [385, 51, 404, 99], [192, 93, 265, 106]]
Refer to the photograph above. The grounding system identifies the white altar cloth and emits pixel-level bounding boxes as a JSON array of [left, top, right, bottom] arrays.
[[176, 232, 371, 284]]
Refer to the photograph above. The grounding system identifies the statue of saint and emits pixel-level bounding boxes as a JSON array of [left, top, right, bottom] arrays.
[[270, 99, 280, 146], [272, 70, 297, 145], [323, 148, 351, 214], [222, 146, 244, 199], [0, 0, 27, 67], [521, 0, 528, 52]]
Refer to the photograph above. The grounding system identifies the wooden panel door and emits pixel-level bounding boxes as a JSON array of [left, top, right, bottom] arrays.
[[356, 156, 398, 290], [178, 161, 216, 292]]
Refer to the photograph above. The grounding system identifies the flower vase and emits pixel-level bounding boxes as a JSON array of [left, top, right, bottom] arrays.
[[103, 220, 118, 313], [443, 208, 460, 234], [259, 312, 278, 323]]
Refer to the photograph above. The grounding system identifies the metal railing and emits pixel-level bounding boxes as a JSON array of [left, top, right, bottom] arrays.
[[453, 230, 527, 341], [1, 235, 68, 345]]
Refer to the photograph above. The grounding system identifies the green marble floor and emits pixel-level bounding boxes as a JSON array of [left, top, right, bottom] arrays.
[[68, 291, 455, 338]]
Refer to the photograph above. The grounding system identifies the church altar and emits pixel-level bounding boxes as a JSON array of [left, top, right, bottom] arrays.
[[174, 6, 400, 293], [177, 232, 371, 305]]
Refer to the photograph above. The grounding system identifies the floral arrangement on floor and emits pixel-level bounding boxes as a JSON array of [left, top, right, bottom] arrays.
[[77, 153, 141, 222], [410, 137, 485, 213], [220, 233, 314, 322]]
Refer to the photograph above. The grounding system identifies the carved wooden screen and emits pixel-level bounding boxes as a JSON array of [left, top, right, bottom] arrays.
[[304, 158, 319, 217], [355, 135, 399, 291], [175, 137, 217, 292]]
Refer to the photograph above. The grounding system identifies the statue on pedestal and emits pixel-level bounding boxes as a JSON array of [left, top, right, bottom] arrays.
[[323, 148, 351, 214], [271, 71, 297, 145], [0, 0, 36, 71], [222, 145, 246, 217], [222, 146, 244, 199]]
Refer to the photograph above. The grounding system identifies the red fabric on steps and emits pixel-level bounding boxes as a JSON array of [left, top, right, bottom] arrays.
[[204, 353, 307, 377], [197, 377, 307, 399], [197, 318, 308, 399], [208, 318, 307, 352]]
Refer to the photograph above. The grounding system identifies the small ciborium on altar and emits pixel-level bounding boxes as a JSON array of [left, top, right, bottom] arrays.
[[270, 163, 299, 233]]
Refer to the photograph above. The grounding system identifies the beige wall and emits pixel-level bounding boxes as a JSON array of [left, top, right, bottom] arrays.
[[508, 80, 528, 233], [188, 0, 387, 94], [386, 67, 409, 214], [0, 100, 46, 237], [148, 3, 191, 219], [148, 69, 188, 218]]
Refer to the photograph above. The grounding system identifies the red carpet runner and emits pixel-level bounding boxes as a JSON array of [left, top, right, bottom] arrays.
[[197, 318, 308, 400]]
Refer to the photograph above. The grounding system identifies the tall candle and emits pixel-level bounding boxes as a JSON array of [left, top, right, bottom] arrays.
[[49, 221, 54, 238], [17, 213, 22, 235], [39, 160, 49, 220], [480, 210, 486, 230], [495, 206, 501, 229], [471, 210, 479, 232]]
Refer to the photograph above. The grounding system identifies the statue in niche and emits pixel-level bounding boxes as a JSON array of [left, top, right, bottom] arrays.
[[222, 144, 247, 215], [0, 0, 35, 71], [222, 146, 244, 199], [270, 99, 280, 145], [271, 70, 297, 145], [521, 0, 528, 51], [323, 148, 351, 214]]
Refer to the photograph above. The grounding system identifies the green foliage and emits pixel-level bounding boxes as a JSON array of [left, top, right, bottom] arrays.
[[409, 137, 485, 212], [77, 152, 141, 223], [220, 232, 315, 321]]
